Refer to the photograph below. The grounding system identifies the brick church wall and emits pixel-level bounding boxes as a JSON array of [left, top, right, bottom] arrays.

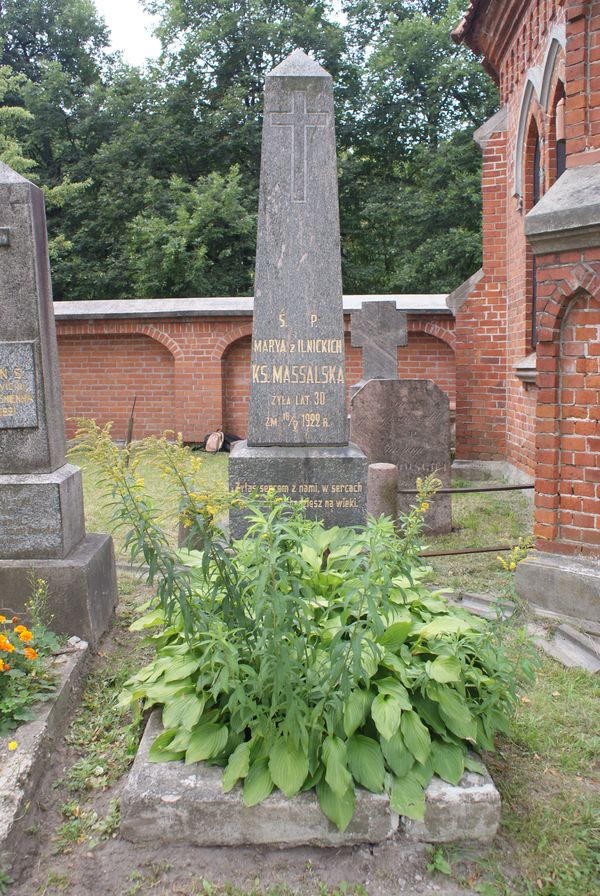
[[456, 0, 600, 561]]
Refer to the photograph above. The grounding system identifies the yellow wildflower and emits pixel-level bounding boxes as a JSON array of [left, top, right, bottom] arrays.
[[8, 741, 17, 751]]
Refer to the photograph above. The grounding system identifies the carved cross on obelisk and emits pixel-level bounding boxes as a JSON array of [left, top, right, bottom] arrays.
[[271, 91, 329, 202], [351, 300, 408, 382]]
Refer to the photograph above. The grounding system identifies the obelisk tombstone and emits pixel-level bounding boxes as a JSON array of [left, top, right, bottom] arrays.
[[229, 49, 367, 533], [0, 162, 117, 645]]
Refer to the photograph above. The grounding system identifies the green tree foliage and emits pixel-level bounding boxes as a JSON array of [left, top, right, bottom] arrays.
[[0, 0, 498, 299], [126, 168, 256, 297]]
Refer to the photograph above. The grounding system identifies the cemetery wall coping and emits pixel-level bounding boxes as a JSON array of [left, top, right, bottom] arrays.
[[52, 295, 451, 320]]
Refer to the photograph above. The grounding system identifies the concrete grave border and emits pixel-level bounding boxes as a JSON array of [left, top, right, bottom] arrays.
[[121, 712, 501, 849], [0, 637, 88, 860]]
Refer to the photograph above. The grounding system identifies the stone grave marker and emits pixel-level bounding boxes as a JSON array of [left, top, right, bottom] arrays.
[[350, 379, 451, 534], [350, 300, 407, 393], [0, 162, 117, 646], [229, 49, 367, 532]]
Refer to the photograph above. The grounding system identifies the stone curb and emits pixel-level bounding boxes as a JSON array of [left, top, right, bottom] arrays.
[[120, 712, 500, 849], [0, 636, 89, 861], [449, 589, 600, 673], [530, 622, 600, 673]]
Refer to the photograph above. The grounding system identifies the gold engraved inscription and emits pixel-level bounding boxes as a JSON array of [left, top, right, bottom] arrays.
[[234, 480, 363, 510], [253, 338, 342, 354], [252, 363, 344, 384], [0, 372, 34, 418]]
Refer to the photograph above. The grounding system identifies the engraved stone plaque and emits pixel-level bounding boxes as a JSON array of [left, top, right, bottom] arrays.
[[0, 341, 38, 429]]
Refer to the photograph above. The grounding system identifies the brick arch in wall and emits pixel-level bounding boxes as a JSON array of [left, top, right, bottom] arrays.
[[57, 323, 181, 440], [534, 265, 600, 556], [221, 332, 252, 438]]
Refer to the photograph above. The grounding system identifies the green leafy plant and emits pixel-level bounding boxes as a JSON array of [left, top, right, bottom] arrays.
[[0, 581, 61, 736], [75, 421, 535, 831]]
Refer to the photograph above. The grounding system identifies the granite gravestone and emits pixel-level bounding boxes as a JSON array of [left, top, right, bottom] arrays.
[[229, 49, 367, 532], [350, 379, 451, 534], [0, 162, 117, 646], [350, 300, 407, 394]]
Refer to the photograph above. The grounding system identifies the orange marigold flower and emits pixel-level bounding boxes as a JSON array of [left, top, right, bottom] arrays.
[[12, 616, 18, 623], [24, 647, 39, 660], [0, 615, 6, 623], [18, 630, 33, 643], [0, 636, 15, 653], [14, 625, 27, 634], [0, 658, 9, 671]]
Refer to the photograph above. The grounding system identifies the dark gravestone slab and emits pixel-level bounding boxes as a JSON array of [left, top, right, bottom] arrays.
[[0, 162, 116, 645], [351, 301, 407, 383], [230, 50, 367, 533], [350, 379, 451, 534]]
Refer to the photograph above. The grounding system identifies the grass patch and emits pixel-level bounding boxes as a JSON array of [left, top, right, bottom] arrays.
[[72, 447, 228, 558], [426, 480, 533, 596], [60, 577, 148, 795], [50, 575, 152, 854], [459, 654, 600, 895]]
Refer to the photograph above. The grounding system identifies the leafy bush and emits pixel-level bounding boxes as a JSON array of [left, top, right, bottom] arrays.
[[74, 421, 535, 831], [0, 580, 60, 736]]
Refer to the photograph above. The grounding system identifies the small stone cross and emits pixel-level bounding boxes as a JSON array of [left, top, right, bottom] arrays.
[[271, 91, 329, 202], [351, 301, 408, 381]]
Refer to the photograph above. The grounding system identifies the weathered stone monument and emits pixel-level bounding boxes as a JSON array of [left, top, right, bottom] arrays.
[[0, 163, 117, 646], [350, 300, 407, 393], [229, 50, 367, 531], [351, 379, 452, 534]]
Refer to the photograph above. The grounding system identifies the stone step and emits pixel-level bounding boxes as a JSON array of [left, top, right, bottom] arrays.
[[120, 712, 501, 850]]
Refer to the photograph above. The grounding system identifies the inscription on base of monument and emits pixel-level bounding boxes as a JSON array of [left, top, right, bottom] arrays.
[[234, 479, 364, 510], [0, 341, 38, 429]]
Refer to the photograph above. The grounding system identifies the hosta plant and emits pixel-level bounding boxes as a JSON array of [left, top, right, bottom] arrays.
[[73, 421, 534, 831]]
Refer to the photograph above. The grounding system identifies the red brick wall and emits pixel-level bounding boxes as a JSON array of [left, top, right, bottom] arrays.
[[456, 0, 568, 473], [58, 334, 176, 440], [564, 0, 600, 166], [56, 312, 455, 444], [534, 258, 600, 557], [455, 128, 509, 462]]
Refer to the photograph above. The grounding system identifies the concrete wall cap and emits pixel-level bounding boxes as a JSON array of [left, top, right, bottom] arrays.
[[474, 105, 508, 150], [525, 165, 600, 241], [53, 295, 451, 320]]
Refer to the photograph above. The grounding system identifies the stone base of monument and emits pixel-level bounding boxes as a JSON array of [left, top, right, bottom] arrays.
[[516, 551, 600, 625], [0, 533, 117, 648], [0, 464, 85, 559], [229, 442, 368, 537], [120, 712, 500, 849]]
